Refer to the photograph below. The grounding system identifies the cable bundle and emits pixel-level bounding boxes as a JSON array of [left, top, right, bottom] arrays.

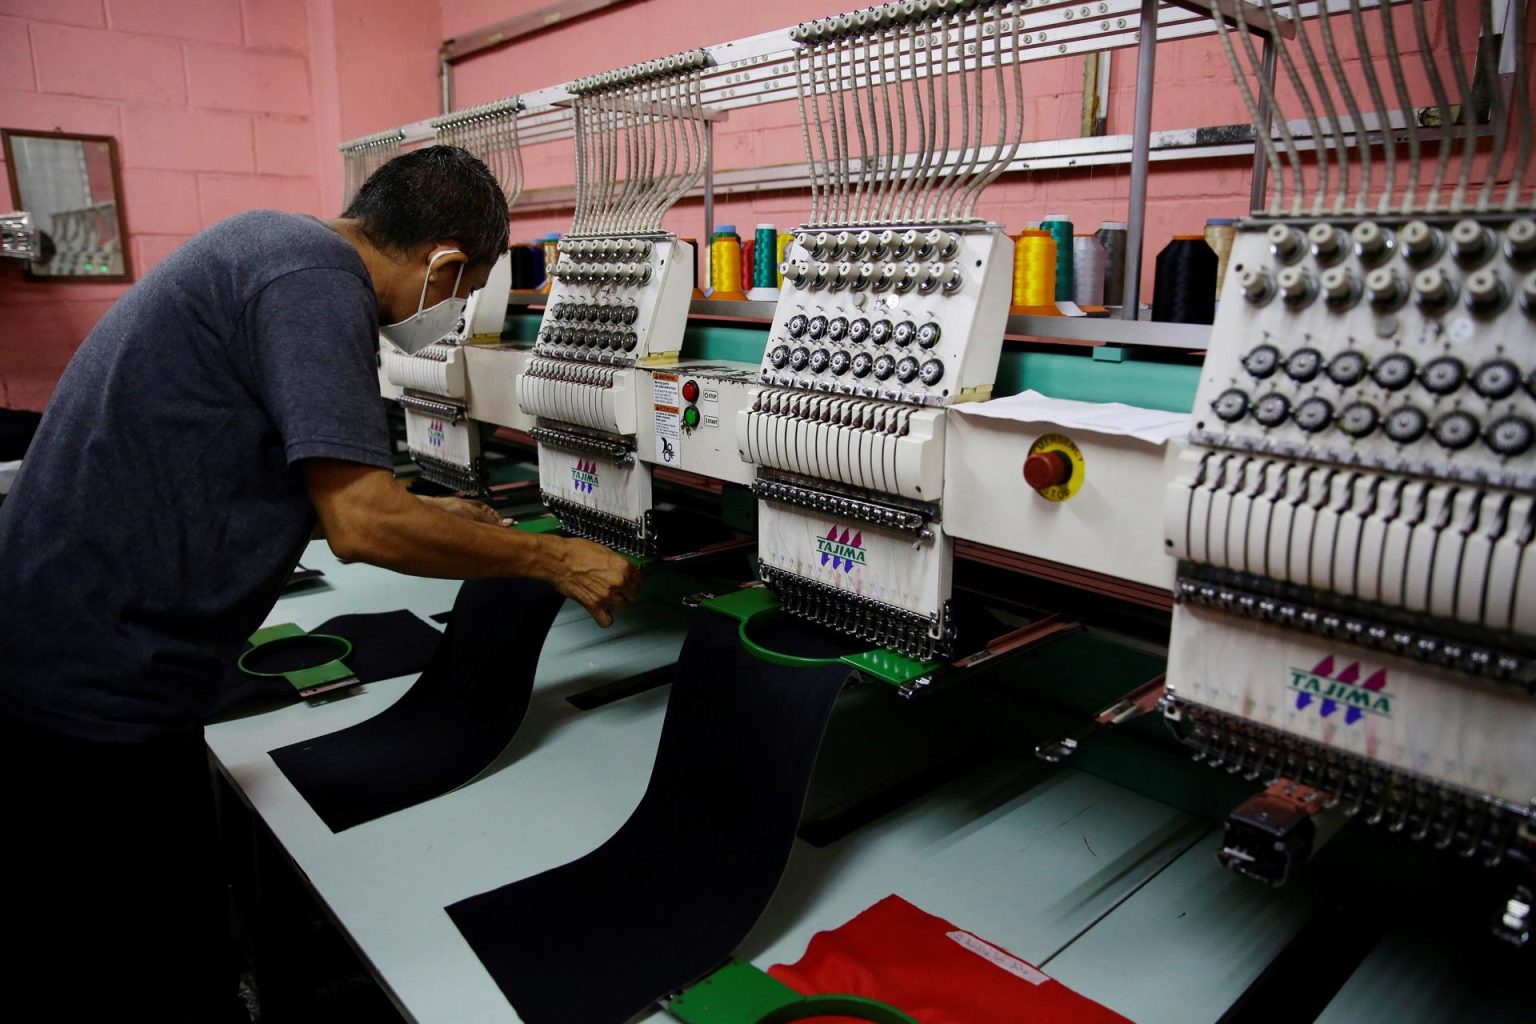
[[1212, 0, 1533, 216], [569, 50, 712, 236], [432, 98, 526, 204], [791, 0, 1030, 226], [338, 129, 405, 207]]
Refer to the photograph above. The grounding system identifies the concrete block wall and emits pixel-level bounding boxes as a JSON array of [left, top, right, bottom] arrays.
[[0, 0, 441, 411], [0, 0, 323, 409]]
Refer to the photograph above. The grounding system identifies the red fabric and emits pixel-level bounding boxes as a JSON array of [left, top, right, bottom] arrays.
[[767, 895, 1132, 1024]]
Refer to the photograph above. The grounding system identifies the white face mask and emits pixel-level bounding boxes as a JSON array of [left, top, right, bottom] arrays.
[[379, 248, 467, 354]]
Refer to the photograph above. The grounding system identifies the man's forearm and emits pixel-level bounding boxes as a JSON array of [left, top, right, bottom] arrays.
[[343, 500, 563, 580], [311, 465, 564, 580], [304, 460, 641, 626]]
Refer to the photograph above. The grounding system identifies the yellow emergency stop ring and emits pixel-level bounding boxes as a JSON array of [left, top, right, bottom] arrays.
[[1027, 433, 1085, 502]]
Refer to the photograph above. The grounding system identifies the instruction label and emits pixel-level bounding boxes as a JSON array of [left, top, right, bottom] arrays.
[[946, 931, 1048, 985], [652, 372, 681, 465], [701, 387, 720, 429]]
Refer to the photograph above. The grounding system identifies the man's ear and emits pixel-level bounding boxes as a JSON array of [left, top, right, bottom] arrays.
[[424, 243, 468, 278]]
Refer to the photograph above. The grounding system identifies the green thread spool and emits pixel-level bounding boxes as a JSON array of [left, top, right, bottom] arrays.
[[1042, 214, 1074, 302], [753, 224, 778, 289]]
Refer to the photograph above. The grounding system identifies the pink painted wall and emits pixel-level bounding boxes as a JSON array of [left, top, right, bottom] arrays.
[[0, 0, 443, 410]]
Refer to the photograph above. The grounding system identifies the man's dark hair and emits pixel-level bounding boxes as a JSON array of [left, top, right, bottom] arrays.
[[343, 145, 509, 266]]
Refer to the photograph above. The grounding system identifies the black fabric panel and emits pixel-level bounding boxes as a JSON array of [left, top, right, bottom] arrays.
[[742, 610, 873, 660], [213, 609, 443, 715], [269, 579, 564, 832], [447, 611, 850, 1024]]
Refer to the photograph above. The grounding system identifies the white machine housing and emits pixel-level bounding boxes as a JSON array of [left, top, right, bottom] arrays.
[[944, 410, 1181, 592], [637, 362, 759, 486]]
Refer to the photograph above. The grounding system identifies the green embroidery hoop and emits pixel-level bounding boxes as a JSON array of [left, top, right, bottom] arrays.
[[239, 623, 356, 698]]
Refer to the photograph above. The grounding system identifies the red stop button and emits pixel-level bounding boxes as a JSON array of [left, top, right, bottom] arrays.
[[1023, 450, 1072, 491], [681, 379, 701, 403]]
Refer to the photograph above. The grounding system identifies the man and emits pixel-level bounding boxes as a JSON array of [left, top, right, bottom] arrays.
[[0, 146, 640, 1018]]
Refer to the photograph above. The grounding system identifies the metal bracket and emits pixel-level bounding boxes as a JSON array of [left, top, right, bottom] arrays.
[[1, 211, 37, 261], [1035, 671, 1166, 763], [752, 478, 933, 537], [1164, 0, 1296, 38], [900, 613, 1083, 699], [1493, 885, 1533, 947], [550, 96, 728, 122]]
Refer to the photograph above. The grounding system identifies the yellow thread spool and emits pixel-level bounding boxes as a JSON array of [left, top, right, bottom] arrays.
[[1012, 229, 1057, 308], [710, 228, 746, 299], [776, 233, 793, 286]]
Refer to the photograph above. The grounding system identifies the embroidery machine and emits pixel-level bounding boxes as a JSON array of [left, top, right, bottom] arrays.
[[352, 0, 1533, 988]]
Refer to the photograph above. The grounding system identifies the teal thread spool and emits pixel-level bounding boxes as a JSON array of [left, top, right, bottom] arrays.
[[1042, 213, 1074, 302], [753, 224, 778, 289]]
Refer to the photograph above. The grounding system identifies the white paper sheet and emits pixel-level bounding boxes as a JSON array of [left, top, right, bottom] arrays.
[[951, 389, 1191, 445]]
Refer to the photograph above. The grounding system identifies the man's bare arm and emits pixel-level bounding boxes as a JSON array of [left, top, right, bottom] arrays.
[[302, 459, 641, 627]]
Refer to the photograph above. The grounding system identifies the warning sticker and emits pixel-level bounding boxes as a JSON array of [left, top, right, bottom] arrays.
[[653, 372, 681, 465]]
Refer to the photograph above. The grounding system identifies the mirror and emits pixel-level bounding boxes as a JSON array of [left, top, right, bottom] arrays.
[[3, 130, 131, 281]]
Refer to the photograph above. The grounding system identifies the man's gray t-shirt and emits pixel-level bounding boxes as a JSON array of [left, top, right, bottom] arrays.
[[0, 210, 392, 741]]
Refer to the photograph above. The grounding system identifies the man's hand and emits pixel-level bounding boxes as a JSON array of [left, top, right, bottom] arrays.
[[549, 537, 643, 628], [417, 494, 502, 527]]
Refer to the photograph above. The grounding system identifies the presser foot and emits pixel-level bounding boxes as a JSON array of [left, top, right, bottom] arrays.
[[1165, 698, 1534, 877], [1217, 779, 1334, 888]]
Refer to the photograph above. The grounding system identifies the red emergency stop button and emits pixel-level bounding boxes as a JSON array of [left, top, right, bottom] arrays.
[[1023, 450, 1072, 491], [681, 379, 700, 403]]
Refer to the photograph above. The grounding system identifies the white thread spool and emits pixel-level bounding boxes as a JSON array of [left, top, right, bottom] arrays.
[[1072, 234, 1106, 306]]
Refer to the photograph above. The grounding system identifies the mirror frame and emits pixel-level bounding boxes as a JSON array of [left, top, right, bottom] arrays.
[[2, 128, 134, 283]]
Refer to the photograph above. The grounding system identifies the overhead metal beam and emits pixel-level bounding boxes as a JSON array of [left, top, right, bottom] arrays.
[[440, 0, 637, 64], [1164, 0, 1298, 38]]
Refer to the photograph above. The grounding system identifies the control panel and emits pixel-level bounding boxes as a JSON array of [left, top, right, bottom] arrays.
[[1190, 216, 1536, 485], [636, 363, 758, 486], [762, 226, 1012, 406], [535, 235, 693, 365]]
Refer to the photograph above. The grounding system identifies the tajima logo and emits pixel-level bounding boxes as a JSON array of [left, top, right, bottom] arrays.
[[1287, 656, 1392, 724], [427, 419, 445, 447], [571, 460, 599, 493], [817, 526, 866, 573]]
